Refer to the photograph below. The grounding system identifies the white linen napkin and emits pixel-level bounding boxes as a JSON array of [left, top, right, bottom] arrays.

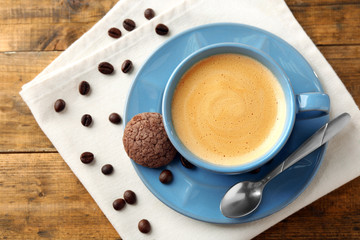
[[20, 0, 360, 239]]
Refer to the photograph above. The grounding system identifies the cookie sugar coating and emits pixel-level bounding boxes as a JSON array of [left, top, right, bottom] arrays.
[[123, 112, 177, 168]]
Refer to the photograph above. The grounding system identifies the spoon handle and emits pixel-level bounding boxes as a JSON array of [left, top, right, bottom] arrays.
[[261, 113, 351, 185]]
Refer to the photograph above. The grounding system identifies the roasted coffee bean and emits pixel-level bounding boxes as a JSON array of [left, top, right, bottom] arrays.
[[123, 19, 136, 31], [81, 114, 92, 127], [101, 164, 113, 175], [108, 27, 122, 38], [159, 169, 173, 184], [54, 99, 66, 112], [80, 152, 94, 164], [144, 8, 155, 20], [121, 60, 133, 73], [123, 190, 136, 204], [109, 113, 122, 124], [98, 62, 114, 74], [180, 155, 194, 169], [138, 219, 151, 233], [250, 168, 261, 174], [113, 198, 126, 210], [155, 24, 169, 35], [79, 81, 90, 95]]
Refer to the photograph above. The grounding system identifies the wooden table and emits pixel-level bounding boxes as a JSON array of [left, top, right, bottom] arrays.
[[0, 0, 359, 239]]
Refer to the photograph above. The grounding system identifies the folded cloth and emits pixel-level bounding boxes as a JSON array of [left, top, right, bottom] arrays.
[[20, 0, 360, 239]]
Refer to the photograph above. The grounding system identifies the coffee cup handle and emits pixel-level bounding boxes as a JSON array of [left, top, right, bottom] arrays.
[[296, 92, 330, 117]]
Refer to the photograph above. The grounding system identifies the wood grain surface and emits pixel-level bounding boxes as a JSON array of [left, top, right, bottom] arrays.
[[0, 0, 359, 239]]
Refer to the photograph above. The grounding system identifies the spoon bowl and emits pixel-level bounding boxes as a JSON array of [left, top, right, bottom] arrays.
[[220, 181, 263, 218]]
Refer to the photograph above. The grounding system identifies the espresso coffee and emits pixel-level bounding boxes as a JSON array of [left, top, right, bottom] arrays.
[[171, 54, 286, 166]]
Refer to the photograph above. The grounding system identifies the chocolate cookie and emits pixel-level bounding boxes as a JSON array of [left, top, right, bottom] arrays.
[[123, 112, 177, 168]]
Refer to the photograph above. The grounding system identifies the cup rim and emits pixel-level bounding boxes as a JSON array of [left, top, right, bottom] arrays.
[[162, 42, 295, 174]]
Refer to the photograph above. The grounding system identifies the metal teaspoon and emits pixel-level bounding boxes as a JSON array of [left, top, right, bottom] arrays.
[[220, 113, 351, 218]]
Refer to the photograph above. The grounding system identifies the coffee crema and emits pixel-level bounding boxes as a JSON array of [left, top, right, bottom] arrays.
[[171, 54, 286, 166]]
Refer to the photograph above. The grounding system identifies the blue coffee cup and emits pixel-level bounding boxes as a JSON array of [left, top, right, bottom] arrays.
[[162, 43, 329, 174]]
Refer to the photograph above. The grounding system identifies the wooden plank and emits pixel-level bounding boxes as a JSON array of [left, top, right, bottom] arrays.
[[0, 22, 97, 52], [1, 45, 359, 153], [0, 153, 120, 239], [0, 0, 357, 26], [288, 4, 360, 45], [0, 0, 118, 24], [0, 0, 357, 25], [0, 3, 359, 52], [0, 51, 59, 152], [0, 152, 359, 239], [286, 0, 360, 6], [318, 45, 360, 105]]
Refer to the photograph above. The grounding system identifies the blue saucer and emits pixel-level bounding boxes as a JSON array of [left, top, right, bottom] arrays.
[[124, 23, 330, 224]]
